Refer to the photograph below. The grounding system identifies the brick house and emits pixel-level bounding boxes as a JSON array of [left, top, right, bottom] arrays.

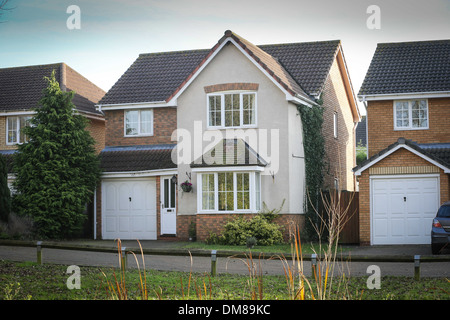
[[95, 30, 360, 241], [0, 63, 106, 237], [0, 63, 106, 156], [354, 40, 450, 245]]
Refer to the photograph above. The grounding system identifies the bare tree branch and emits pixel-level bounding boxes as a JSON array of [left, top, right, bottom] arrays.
[[0, 0, 16, 23]]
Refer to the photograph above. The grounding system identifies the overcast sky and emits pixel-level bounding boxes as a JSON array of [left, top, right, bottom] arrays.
[[1, 0, 449, 114]]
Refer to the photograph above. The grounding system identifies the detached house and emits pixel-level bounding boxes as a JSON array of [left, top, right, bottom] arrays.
[[96, 30, 360, 241], [354, 40, 450, 245]]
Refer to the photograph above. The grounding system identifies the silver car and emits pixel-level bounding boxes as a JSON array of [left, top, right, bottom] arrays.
[[431, 201, 450, 254]]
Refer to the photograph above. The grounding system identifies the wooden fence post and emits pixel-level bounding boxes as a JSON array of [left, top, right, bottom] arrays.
[[211, 250, 217, 277], [36, 241, 43, 265], [311, 253, 317, 279], [121, 247, 128, 271], [414, 255, 421, 280]]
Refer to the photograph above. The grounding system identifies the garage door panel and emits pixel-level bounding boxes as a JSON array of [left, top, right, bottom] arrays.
[[371, 176, 439, 245], [372, 194, 388, 215], [102, 179, 157, 240], [390, 219, 405, 237]]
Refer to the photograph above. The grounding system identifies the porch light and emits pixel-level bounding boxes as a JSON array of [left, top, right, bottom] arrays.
[[171, 174, 177, 185]]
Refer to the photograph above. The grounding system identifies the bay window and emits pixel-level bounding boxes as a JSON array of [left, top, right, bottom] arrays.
[[198, 171, 261, 213], [207, 92, 256, 128]]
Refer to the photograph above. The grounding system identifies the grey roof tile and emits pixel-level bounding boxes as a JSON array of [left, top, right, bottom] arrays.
[[359, 40, 450, 96], [190, 139, 268, 168], [100, 144, 176, 172], [99, 33, 340, 105], [352, 138, 450, 172], [0, 63, 105, 115]]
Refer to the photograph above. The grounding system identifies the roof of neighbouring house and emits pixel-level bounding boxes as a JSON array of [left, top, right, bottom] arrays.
[[358, 39, 450, 97], [0, 63, 105, 116], [190, 139, 268, 168], [352, 138, 450, 175], [355, 116, 367, 146], [98, 31, 343, 106], [100, 144, 176, 172]]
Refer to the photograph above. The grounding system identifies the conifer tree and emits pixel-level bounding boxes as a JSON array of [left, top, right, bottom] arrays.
[[12, 71, 100, 239]]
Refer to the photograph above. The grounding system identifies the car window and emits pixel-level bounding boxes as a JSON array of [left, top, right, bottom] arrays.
[[437, 205, 450, 218]]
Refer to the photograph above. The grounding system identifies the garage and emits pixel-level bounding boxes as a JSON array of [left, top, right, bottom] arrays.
[[102, 179, 157, 240], [371, 175, 439, 245]]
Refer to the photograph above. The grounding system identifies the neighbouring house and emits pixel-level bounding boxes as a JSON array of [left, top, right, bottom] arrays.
[[354, 39, 450, 245], [0, 63, 106, 236], [96, 30, 360, 241]]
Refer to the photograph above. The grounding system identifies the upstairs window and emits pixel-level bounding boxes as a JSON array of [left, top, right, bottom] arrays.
[[124, 109, 153, 136], [6, 116, 32, 145], [394, 100, 428, 130], [207, 92, 256, 128]]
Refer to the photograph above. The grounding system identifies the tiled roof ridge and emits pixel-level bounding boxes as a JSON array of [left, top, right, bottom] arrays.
[[377, 39, 450, 46]]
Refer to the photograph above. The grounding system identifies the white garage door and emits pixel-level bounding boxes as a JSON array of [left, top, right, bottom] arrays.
[[371, 175, 439, 245], [102, 179, 157, 240]]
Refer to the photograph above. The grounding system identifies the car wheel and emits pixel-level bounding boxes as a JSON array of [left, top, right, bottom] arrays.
[[431, 243, 442, 255]]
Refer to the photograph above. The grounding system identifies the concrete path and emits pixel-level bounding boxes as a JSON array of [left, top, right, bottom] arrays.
[[0, 240, 449, 277]]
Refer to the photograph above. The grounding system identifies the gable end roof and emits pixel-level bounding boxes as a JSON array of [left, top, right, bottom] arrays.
[[353, 137, 450, 175], [98, 31, 345, 109]]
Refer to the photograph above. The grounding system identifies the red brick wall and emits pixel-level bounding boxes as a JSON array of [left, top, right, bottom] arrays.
[[367, 98, 450, 157], [321, 58, 357, 191], [104, 107, 177, 147], [190, 213, 304, 242]]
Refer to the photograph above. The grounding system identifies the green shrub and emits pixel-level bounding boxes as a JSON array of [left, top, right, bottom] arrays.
[[215, 214, 284, 246]]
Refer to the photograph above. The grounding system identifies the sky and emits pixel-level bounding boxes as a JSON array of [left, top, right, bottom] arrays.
[[1, 0, 449, 115]]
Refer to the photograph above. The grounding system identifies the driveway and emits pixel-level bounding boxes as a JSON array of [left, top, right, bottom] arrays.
[[0, 240, 449, 277]]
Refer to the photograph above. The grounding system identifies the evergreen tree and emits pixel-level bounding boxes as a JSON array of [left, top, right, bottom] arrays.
[[0, 154, 11, 222], [12, 71, 100, 239]]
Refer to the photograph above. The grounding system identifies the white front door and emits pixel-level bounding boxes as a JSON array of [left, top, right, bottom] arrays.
[[371, 175, 439, 245], [102, 178, 157, 240], [161, 176, 177, 235]]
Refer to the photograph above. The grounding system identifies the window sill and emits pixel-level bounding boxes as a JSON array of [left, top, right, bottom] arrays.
[[197, 210, 257, 214], [206, 125, 258, 130], [393, 127, 429, 131], [124, 133, 154, 138]]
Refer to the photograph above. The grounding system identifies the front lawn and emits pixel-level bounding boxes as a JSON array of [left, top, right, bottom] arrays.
[[0, 260, 448, 300]]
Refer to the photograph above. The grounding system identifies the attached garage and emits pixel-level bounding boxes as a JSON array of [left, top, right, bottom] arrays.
[[354, 138, 450, 245], [102, 179, 157, 240], [371, 175, 439, 244]]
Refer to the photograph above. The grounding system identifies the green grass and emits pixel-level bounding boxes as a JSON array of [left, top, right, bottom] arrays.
[[0, 260, 448, 300]]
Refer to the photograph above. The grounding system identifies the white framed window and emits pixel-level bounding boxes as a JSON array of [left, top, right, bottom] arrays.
[[207, 92, 257, 128], [198, 171, 261, 213], [394, 100, 428, 130], [6, 116, 32, 145], [124, 109, 154, 136]]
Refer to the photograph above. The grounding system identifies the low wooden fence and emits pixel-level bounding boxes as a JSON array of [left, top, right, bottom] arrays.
[[318, 190, 359, 244]]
